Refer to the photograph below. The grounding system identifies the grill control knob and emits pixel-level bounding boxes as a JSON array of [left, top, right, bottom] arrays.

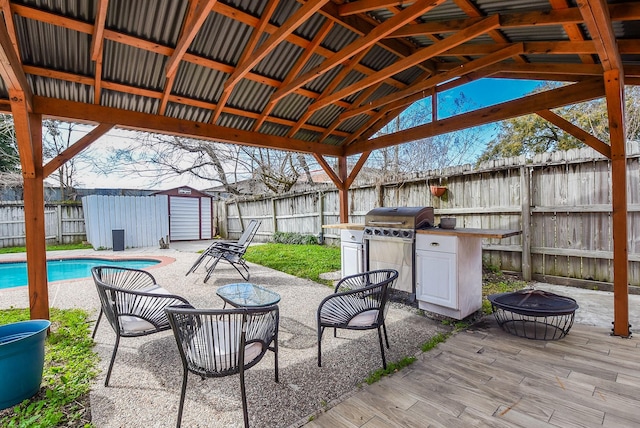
[[392, 230, 399, 237], [382, 229, 390, 236], [402, 230, 411, 238]]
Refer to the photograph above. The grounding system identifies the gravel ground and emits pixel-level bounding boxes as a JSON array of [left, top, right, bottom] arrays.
[[0, 245, 447, 428]]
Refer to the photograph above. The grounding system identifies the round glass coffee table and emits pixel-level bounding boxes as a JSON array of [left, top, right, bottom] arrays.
[[216, 283, 281, 308]]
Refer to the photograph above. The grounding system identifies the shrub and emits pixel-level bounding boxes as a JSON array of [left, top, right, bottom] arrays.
[[271, 232, 318, 245]]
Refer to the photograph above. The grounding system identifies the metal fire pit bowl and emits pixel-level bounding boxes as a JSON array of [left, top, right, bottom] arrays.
[[488, 290, 579, 340]]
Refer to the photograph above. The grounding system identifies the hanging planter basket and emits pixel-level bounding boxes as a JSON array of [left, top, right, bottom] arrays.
[[430, 185, 447, 197]]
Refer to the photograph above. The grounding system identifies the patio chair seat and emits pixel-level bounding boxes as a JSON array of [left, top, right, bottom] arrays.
[[186, 323, 264, 371], [92, 266, 191, 386], [317, 269, 398, 370]]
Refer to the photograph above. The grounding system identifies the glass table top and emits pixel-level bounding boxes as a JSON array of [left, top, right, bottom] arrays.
[[216, 283, 281, 307]]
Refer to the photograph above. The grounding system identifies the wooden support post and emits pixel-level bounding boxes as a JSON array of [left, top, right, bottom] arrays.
[[520, 166, 532, 281], [338, 156, 348, 223], [22, 113, 48, 320], [605, 69, 630, 337]]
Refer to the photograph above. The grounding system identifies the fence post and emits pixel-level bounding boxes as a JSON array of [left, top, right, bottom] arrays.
[[317, 191, 324, 244], [56, 204, 63, 244], [271, 197, 277, 235], [520, 166, 532, 281]]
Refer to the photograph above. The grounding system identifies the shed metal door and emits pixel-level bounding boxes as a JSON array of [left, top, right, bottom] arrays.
[[169, 197, 200, 240]]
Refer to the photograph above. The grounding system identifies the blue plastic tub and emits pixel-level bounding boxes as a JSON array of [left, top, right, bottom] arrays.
[[0, 319, 51, 410]]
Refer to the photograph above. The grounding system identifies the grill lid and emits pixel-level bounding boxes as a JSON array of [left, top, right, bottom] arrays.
[[365, 207, 434, 229]]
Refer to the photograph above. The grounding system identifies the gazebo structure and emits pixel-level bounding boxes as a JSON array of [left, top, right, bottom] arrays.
[[0, 0, 637, 336]]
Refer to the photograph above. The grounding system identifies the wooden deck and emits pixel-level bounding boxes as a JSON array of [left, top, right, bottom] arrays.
[[305, 318, 640, 428]]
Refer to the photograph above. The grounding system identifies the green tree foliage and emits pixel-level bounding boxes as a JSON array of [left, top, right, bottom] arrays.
[[478, 83, 640, 163], [0, 114, 20, 173]]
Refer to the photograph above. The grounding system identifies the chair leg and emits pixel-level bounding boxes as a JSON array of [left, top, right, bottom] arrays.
[[186, 252, 207, 276], [204, 255, 222, 282], [273, 338, 279, 383], [317, 326, 325, 367], [91, 309, 103, 339], [240, 368, 249, 428], [104, 333, 120, 386], [176, 368, 189, 428], [382, 322, 390, 348], [377, 326, 387, 370], [231, 260, 250, 281]]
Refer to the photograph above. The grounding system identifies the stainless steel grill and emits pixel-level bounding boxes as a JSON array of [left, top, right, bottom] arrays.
[[363, 207, 434, 296]]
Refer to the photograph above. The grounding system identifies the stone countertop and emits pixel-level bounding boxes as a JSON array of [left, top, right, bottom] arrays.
[[322, 223, 365, 230], [417, 228, 521, 239]]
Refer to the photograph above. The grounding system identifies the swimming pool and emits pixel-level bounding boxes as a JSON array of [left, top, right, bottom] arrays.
[[0, 258, 161, 290]]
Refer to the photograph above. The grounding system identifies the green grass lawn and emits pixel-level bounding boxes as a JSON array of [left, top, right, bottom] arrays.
[[0, 308, 97, 427], [0, 243, 93, 254], [245, 243, 341, 285]]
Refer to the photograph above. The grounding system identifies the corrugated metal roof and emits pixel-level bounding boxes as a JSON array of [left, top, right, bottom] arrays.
[[254, 40, 305, 81], [271, 93, 314, 121], [217, 112, 256, 130], [103, 41, 166, 91], [173, 62, 226, 103], [101, 90, 158, 114], [165, 102, 212, 123], [105, 0, 186, 46], [227, 79, 273, 112], [190, 13, 252, 65], [309, 104, 343, 128], [28, 75, 92, 103]]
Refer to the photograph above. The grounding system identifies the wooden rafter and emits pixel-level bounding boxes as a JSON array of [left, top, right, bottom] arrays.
[[388, 2, 640, 38], [43, 123, 114, 178], [577, 0, 623, 71], [536, 109, 611, 158], [0, 16, 31, 110], [0, 0, 19, 60], [548, 0, 594, 64], [346, 78, 606, 155], [91, 0, 108, 61], [165, 0, 217, 78], [223, 0, 329, 91], [339, 43, 523, 121], [252, 19, 334, 133], [452, 0, 527, 64], [33, 97, 344, 157], [338, 1, 409, 16], [212, 0, 280, 125], [308, 15, 501, 113], [270, 0, 446, 104]]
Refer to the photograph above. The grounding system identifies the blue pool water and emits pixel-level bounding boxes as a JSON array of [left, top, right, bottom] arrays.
[[0, 258, 160, 290]]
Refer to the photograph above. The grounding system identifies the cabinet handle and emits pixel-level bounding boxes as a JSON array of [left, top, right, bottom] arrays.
[[430, 242, 440, 246]]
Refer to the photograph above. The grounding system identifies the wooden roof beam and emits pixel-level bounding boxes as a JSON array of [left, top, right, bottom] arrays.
[[388, 2, 640, 37], [0, 17, 32, 111], [91, 0, 108, 61], [309, 14, 501, 113], [577, 0, 624, 71], [252, 19, 334, 133], [548, 0, 594, 64], [340, 43, 522, 121], [270, 0, 446, 104], [536, 109, 610, 158], [211, 0, 280, 125], [43, 123, 114, 178], [223, 0, 329, 90], [165, 0, 217, 78], [452, 0, 527, 63], [33, 97, 344, 157], [0, 0, 20, 60], [338, 1, 411, 16], [313, 153, 343, 188], [346, 78, 606, 155]]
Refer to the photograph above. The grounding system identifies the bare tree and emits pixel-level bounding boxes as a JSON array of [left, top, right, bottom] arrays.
[[98, 132, 318, 194]]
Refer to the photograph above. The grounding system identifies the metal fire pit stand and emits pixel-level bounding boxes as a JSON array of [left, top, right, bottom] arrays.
[[488, 290, 579, 340]]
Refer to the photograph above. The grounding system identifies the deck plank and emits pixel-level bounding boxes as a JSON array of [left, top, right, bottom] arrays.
[[306, 320, 640, 428]]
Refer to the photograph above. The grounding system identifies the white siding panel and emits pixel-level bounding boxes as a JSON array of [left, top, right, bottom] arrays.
[[81, 195, 168, 249], [170, 197, 200, 240], [200, 197, 212, 239]]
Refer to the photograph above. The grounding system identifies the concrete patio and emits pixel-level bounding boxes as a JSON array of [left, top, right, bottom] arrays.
[[1, 242, 640, 427]]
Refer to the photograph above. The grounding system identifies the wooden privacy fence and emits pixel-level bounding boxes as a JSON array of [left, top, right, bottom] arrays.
[[0, 201, 85, 247], [219, 143, 640, 287]]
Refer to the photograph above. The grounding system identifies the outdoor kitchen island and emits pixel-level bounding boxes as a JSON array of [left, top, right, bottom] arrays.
[[415, 228, 521, 319]]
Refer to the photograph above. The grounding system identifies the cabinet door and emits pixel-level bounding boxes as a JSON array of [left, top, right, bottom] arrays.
[[416, 250, 457, 308], [341, 243, 363, 277]]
